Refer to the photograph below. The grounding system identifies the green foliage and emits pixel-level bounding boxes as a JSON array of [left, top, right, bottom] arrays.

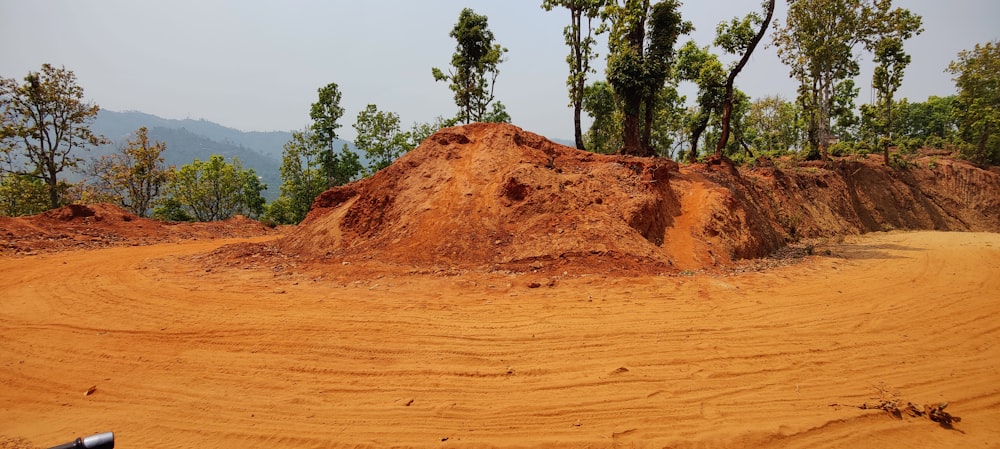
[[711, 0, 776, 157], [161, 155, 266, 222], [85, 127, 173, 217], [947, 40, 1000, 165], [542, 0, 607, 149], [310, 83, 345, 151], [0, 64, 107, 209], [676, 40, 726, 162], [773, 0, 922, 159], [0, 172, 50, 217], [604, 0, 691, 156], [153, 197, 193, 222], [433, 8, 509, 124], [582, 81, 622, 154], [745, 95, 805, 154], [408, 116, 461, 150], [354, 104, 410, 173], [272, 129, 328, 224]]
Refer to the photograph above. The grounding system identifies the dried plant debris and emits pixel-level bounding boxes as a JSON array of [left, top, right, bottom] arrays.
[[831, 384, 962, 429]]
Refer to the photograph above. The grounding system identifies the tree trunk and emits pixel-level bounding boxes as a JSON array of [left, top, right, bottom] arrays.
[[716, 0, 775, 158], [622, 99, 643, 155], [688, 114, 709, 163], [572, 8, 586, 151], [641, 95, 654, 156]]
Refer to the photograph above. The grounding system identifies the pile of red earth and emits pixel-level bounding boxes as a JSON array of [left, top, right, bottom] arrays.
[[0, 203, 280, 255], [277, 123, 1000, 274]]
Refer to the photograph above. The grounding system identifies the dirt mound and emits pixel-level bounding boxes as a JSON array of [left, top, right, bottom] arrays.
[[279, 123, 766, 274], [278, 123, 1000, 274], [0, 203, 280, 255]]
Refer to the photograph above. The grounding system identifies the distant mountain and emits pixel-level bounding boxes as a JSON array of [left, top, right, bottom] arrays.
[[90, 111, 355, 201]]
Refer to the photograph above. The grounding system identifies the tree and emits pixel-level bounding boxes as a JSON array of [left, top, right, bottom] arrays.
[[542, 0, 608, 150], [676, 41, 726, 162], [604, 0, 691, 156], [160, 155, 266, 222], [407, 115, 460, 150], [86, 127, 172, 217], [947, 40, 1000, 165], [869, 4, 923, 164], [745, 95, 804, 154], [272, 129, 328, 224], [0, 173, 50, 217], [582, 81, 623, 154], [433, 8, 510, 124], [773, 0, 921, 160], [310, 83, 350, 187], [0, 64, 106, 209], [353, 104, 410, 173], [713, 0, 776, 157]]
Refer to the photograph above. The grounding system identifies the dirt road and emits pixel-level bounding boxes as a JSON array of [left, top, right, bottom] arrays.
[[2, 231, 998, 448]]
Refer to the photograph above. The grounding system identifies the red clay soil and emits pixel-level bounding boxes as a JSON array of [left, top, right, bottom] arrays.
[[276, 122, 1000, 274], [0, 203, 282, 255]]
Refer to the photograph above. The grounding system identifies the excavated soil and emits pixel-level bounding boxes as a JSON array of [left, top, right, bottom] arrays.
[[2, 123, 999, 448], [277, 123, 999, 274]]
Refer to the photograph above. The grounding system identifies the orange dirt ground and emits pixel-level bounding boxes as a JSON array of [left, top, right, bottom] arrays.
[[2, 123, 999, 448], [1, 231, 998, 449]]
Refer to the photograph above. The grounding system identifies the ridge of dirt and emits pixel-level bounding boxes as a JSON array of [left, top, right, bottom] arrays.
[[275, 123, 1000, 274], [0, 203, 282, 255]]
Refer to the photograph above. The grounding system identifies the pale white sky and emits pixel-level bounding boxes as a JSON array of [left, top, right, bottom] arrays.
[[2, 1, 997, 141]]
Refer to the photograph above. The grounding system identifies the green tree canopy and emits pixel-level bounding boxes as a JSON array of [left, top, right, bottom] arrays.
[[353, 104, 410, 173], [159, 155, 266, 222], [433, 8, 510, 124], [0, 64, 106, 209], [582, 80, 623, 154], [270, 128, 328, 224], [604, 0, 691, 156], [947, 40, 1000, 165], [773, 0, 922, 160]]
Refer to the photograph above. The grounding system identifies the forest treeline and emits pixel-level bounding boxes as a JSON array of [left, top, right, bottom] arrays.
[[2, 0, 998, 223]]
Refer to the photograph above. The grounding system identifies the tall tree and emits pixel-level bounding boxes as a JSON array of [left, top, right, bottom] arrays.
[[542, 0, 607, 150], [604, 0, 690, 156], [713, 0, 776, 157], [433, 8, 510, 124], [773, 0, 921, 160], [641, 0, 690, 153], [309, 83, 348, 188], [870, 3, 923, 164], [947, 40, 1000, 165], [353, 104, 410, 173], [87, 127, 173, 217], [0, 64, 106, 209]]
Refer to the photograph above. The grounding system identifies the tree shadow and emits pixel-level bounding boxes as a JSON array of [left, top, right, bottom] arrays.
[[831, 242, 925, 260]]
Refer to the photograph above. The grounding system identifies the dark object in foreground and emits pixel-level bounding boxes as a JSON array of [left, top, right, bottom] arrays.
[[47, 432, 114, 449]]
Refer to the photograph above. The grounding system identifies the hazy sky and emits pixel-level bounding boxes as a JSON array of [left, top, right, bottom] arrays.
[[2, 1, 998, 141]]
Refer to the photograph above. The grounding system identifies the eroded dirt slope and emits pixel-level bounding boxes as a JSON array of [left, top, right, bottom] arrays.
[[278, 123, 1000, 273]]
